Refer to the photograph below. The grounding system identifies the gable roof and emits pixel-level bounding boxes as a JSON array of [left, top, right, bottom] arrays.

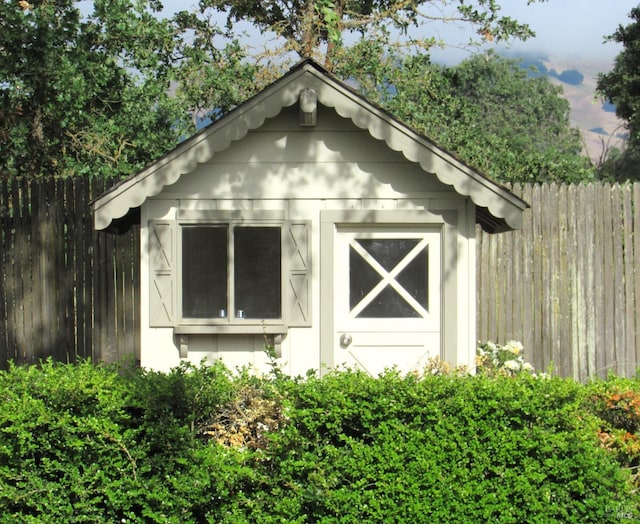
[[92, 59, 528, 233]]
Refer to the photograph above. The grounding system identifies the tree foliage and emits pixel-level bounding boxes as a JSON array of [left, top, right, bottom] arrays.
[[354, 49, 594, 183], [598, 7, 640, 147], [596, 6, 640, 181], [196, 0, 544, 70], [0, 0, 256, 178]]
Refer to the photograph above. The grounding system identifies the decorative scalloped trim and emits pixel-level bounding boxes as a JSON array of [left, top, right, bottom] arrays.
[[94, 84, 301, 230], [94, 63, 524, 231], [311, 79, 522, 230]]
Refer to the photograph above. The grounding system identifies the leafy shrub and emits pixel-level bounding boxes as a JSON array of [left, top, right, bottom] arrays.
[[584, 376, 640, 489], [227, 370, 637, 523], [0, 359, 247, 522], [0, 359, 135, 521], [0, 359, 637, 522]]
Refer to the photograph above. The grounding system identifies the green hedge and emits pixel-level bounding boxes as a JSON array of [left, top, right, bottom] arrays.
[[0, 360, 637, 522]]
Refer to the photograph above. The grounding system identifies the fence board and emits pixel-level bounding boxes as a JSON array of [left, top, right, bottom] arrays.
[[585, 185, 598, 377], [635, 184, 640, 371], [532, 184, 544, 372], [62, 178, 77, 359], [595, 184, 607, 376], [558, 184, 572, 378], [7, 180, 19, 362], [34, 180, 49, 360], [568, 183, 580, 378], [603, 186, 616, 375], [613, 186, 628, 375], [543, 183, 555, 371], [574, 184, 592, 379], [14, 179, 30, 363], [622, 185, 636, 374], [0, 179, 8, 363], [480, 230, 492, 341], [517, 184, 533, 360], [78, 177, 92, 359]]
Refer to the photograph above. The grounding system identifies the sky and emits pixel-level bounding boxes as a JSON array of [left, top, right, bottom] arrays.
[[403, 0, 638, 69], [432, 0, 637, 68]]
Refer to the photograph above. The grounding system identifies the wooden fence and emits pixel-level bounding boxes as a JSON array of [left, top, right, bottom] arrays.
[[477, 183, 640, 381], [0, 179, 638, 381], [0, 178, 139, 368]]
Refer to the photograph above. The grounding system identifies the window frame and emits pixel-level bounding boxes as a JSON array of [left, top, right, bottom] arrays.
[[176, 210, 286, 327]]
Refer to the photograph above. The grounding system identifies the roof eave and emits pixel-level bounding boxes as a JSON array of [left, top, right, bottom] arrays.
[[92, 59, 528, 232]]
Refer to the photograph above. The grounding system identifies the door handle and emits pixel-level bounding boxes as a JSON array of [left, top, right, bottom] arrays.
[[339, 333, 353, 348]]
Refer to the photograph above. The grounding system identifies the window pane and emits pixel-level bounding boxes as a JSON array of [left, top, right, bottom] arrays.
[[396, 247, 428, 309], [234, 227, 281, 319], [357, 238, 419, 271], [349, 245, 380, 310], [182, 226, 227, 318], [358, 285, 419, 318]]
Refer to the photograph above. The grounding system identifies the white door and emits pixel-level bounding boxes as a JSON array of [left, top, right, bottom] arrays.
[[332, 226, 441, 375]]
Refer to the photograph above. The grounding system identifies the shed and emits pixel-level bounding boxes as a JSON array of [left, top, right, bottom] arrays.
[[92, 59, 527, 375]]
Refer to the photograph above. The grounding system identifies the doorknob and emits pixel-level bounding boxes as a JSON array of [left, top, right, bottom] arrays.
[[339, 333, 353, 348]]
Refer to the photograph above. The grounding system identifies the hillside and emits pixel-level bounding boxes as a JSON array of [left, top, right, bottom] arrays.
[[517, 53, 626, 164]]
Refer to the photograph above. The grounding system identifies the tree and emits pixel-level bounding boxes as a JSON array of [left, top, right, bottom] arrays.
[[363, 51, 594, 183], [2, 0, 579, 183], [596, 6, 640, 181], [0, 0, 255, 178], [194, 0, 545, 71]]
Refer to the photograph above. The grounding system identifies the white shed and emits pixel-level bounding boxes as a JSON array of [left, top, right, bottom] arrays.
[[92, 59, 527, 375]]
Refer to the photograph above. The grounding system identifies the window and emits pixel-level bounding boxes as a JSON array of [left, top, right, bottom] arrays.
[[348, 238, 428, 319], [148, 214, 311, 331], [181, 224, 282, 321]]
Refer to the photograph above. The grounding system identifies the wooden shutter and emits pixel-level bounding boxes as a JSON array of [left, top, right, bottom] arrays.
[[285, 221, 312, 326], [149, 220, 176, 326]]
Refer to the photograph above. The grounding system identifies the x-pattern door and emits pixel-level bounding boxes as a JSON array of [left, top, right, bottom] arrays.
[[333, 226, 441, 375]]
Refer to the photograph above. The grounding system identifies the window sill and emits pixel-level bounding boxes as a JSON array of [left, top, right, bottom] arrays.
[[173, 325, 288, 358], [174, 325, 288, 336]]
